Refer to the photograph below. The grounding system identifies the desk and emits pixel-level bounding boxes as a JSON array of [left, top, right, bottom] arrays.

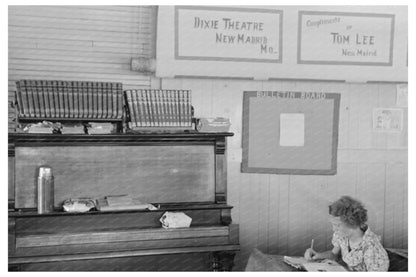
[[246, 248, 406, 272], [386, 248, 408, 271], [245, 248, 298, 271]]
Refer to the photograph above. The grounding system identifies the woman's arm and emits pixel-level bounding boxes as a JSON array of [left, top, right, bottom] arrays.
[[304, 245, 341, 261], [363, 246, 389, 271], [313, 250, 337, 260]]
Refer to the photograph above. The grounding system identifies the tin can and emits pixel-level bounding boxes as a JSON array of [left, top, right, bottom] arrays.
[[37, 166, 54, 214]]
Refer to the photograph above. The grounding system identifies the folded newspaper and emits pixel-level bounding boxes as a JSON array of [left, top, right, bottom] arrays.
[[283, 256, 347, 272], [96, 195, 157, 211]]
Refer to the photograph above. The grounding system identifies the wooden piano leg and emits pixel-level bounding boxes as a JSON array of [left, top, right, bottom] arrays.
[[8, 265, 21, 271], [211, 251, 236, 271]]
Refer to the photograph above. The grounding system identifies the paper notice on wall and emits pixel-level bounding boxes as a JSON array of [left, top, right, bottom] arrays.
[[280, 113, 305, 146], [396, 84, 408, 107], [373, 108, 403, 132]]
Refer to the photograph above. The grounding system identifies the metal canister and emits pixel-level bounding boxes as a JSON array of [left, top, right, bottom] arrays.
[[37, 166, 54, 214]]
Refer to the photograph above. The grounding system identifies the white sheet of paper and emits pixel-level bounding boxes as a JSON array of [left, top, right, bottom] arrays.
[[396, 84, 408, 107], [280, 113, 305, 146]]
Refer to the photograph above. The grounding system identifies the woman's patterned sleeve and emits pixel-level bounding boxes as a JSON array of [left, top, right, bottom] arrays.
[[363, 245, 389, 271], [331, 232, 341, 248]]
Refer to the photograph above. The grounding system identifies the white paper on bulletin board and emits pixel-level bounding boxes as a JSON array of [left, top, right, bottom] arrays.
[[298, 11, 394, 65], [280, 113, 305, 146]]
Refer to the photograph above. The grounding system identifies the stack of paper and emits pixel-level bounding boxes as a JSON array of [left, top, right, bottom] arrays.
[[27, 126, 53, 134], [24, 121, 56, 134], [87, 122, 114, 134], [61, 124, 85, 134]]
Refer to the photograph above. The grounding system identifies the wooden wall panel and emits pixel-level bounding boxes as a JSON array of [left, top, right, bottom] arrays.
[[227, 161, 241, 224], [356, 84, 379, 149], [356, 164, 386, 236], [287, 176, 311, 256], [385, 163, 408, 248], [275, 175, 290, 255], [163, 78, 408, 270], [330, 163, 358, 198], [347, 84, 362, 149], [219, 80, 259, 150], [333, 85, 350, 149], [257, 174, 270, 252], [267, 175, 280, 254], [322, 174, 340, 249], [8, 5, 157, 132], [234, 173, 258, 269]]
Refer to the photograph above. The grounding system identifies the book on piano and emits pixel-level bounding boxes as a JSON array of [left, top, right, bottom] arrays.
[[124, 89, 193, 130]]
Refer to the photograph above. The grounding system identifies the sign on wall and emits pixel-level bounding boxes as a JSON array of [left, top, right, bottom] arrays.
[[157, 6, 407, 82], [175, 6, 283, 63], [372, 108, 403, 132], [298, 11, 395, 66], [242, 91, 340, 175]]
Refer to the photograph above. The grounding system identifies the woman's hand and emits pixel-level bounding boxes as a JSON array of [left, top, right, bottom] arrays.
[[304, 248, 318, 261]]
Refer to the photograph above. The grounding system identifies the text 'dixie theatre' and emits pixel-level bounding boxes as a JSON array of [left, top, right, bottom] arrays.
[[175, 6, 282, 62]]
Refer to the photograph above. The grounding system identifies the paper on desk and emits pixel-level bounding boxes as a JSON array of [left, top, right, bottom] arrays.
[[283, 256, 307, 269], [283, 256, 347, 272], [303, 259, 347, 272]]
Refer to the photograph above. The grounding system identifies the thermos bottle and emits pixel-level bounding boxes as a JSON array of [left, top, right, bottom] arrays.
[[37, 166, 54, 214]]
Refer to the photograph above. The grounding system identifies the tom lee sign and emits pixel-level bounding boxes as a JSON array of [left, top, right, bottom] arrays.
[[298, 11, 395, 66], [174, 6, 283, 63]]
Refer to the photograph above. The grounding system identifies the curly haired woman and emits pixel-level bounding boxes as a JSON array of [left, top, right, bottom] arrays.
[[304, 196, 389, 271]]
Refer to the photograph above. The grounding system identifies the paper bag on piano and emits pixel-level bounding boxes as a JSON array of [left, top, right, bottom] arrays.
[[160, 211, 192, 229]]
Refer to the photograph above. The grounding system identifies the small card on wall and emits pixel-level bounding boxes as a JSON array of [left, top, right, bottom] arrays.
[[373, 108, 403, 132], [280, 113, 305, 146], [396, 84, 408, 107]]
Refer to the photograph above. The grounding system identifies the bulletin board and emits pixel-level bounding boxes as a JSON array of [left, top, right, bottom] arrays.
[[242, 91, 341, 175]]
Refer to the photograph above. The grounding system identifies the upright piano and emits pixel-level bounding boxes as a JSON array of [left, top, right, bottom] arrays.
[[8, 132, 239, 271]]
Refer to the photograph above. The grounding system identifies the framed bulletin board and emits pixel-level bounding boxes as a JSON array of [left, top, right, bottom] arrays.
[[242, 91, 341, 175]]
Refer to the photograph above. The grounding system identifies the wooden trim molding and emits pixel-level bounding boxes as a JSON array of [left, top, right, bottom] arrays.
[[9, 133, 234, 150]]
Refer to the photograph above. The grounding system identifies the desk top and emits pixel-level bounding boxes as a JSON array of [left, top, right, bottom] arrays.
[[245, 248, 298, 272]]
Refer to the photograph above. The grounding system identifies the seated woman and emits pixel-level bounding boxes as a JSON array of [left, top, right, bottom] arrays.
[[304, 196, 389, 271]]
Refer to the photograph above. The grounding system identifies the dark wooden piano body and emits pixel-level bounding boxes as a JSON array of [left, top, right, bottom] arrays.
[[8, 132, 239, 271]]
